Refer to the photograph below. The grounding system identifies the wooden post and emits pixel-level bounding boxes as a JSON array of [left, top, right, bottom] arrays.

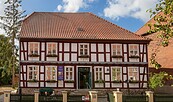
[[34, 90, 39, 102], [62, 91, 67, 102], [113, 90, 122, 102], [4, 90, 11, 102], [89, 91, 98, 102], [146, 91, 154, 102]]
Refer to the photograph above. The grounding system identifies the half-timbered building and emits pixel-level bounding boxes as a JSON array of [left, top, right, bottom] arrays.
[[19, 12, 150, 93]]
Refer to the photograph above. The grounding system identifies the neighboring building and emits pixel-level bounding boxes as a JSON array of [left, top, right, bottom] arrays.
[[136, 12, 173, 85], [19, 12, 150, 93]]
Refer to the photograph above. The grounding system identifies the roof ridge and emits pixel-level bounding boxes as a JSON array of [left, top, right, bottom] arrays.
[[89, 13, 149, 40]]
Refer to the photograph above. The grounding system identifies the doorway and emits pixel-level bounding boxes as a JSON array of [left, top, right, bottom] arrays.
[[78, 67, 91, 89]]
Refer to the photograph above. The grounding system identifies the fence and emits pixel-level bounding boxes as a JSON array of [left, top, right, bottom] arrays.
[[10, 94, 34, 102], [154, 94, 173, 102], [123, 95, 148, 102]]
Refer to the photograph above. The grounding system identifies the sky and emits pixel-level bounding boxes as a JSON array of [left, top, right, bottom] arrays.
[[0, 0, 159, 34]]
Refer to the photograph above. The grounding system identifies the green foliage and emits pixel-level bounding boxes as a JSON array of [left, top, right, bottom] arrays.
[[149, 72, 173, 90], [147, 0, 173, 47], [0, 0, 26, 86], [150, 53, 161, 69], [0, 35, 13, 85]]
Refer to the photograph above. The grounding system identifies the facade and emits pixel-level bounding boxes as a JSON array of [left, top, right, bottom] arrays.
[[19, 12, 150, 92]]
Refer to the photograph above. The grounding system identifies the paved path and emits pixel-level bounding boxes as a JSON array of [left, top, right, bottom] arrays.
[[0, 94, 3, 102]]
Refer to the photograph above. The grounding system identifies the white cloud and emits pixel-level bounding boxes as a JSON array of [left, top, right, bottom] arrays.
[[57, 0, 95, 12], [103, 0, 159, 22], [0, 0, 6, 34]]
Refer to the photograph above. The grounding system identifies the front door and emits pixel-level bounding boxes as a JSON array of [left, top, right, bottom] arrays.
[[78, 67, 90, 89]]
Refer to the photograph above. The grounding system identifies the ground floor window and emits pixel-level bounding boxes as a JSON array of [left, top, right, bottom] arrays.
[[46, 66, 56, 81], [28, 66, 39, 80], [64, 66, 74, 81], [111, 67, 122, 81], [128, 67, 139, 81], [94, 66, 103, 81]]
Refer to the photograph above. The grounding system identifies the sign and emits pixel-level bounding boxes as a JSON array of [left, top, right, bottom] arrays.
[[58, 66, 63, 80]]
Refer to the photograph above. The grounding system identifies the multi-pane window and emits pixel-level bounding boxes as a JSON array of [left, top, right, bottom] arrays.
[[46, 66, 56, 80], [128, 67, 138, 81], [65, 66, 74, 80], [94, 67, 103, 81], [112, 44, 122, 56], [79, 44, 89, 56], [111, 67, 121, 81], [29, 42, 39, 55], [28, 66, 38, 80], [47, 43, 57, 55], [129, 44, 139, 56]]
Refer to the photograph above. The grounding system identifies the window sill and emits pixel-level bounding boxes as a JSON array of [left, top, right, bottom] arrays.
[[112, 80, 122, 83], [46, 54, 58, 57], [28, 54, 39, 57], [129, 56, 140, 58], [28, 80, 38, 83], [111, 55, 123, 58], [64, 80, 75, 83], [46, 80, 56, 83], [78, 55, 90, 58]]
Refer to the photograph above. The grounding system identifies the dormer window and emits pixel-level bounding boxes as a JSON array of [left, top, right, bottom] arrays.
[[79, 43, 89, 58], [129, 44, 139, 57]]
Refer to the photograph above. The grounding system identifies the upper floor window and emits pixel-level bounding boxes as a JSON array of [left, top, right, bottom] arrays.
[[111, 67, 122, 81], [47, 43, 57, 56], [129, 44, 139, 57], [128, 67, 138, 81], [112, 44, 122, 56], [64, 66, 74, 80], [94, 67, 103, 81], [28, 66, 39, 80], [29, 42, 39, 55], [46, 66, 56, 81], [79, 44, 89, 57]]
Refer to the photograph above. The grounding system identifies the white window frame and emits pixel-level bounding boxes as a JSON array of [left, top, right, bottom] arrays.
[[46, 66, 57, 80], [64, 66, 74, 80], [79, 43, 89, 56], [28, 66, 39, 80], [94, 66, 103, 81], [128, 67, 139, 81], [112, 44, 122, 56], [129, 44, 139, 56], [29, 42, 39, 55], [47, 43, 57, 55], [111, 67, 122, 81]]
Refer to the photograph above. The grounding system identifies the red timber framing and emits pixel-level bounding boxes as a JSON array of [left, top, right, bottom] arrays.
[[20, 38, 149, 89]]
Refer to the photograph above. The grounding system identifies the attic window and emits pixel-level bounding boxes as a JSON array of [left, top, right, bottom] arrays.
[[77, 28, 84, 32]]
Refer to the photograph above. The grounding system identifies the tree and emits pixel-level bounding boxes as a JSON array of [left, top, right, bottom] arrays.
[[0, 0, 26, 86], [147, 0, 173, 69], [0, 34, 13, 85]]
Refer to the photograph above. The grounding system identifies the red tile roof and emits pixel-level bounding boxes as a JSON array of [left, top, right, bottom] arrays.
[[20, 12, 149, 41]]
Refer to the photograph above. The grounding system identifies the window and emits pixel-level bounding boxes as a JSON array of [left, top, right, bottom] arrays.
[[29, 42, 39, 55], [79, 44, 89, 56], [111, 67, 121, 81], [46, 66, 56, 80], [28, 66, 39, 80], [64, 66, 74, 80], [129, 44, 139, 56], [112, 44, 122, 56], [47, 43, 57, 55], [128, 67, 138, 81], [94, 67, 103, 81]]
